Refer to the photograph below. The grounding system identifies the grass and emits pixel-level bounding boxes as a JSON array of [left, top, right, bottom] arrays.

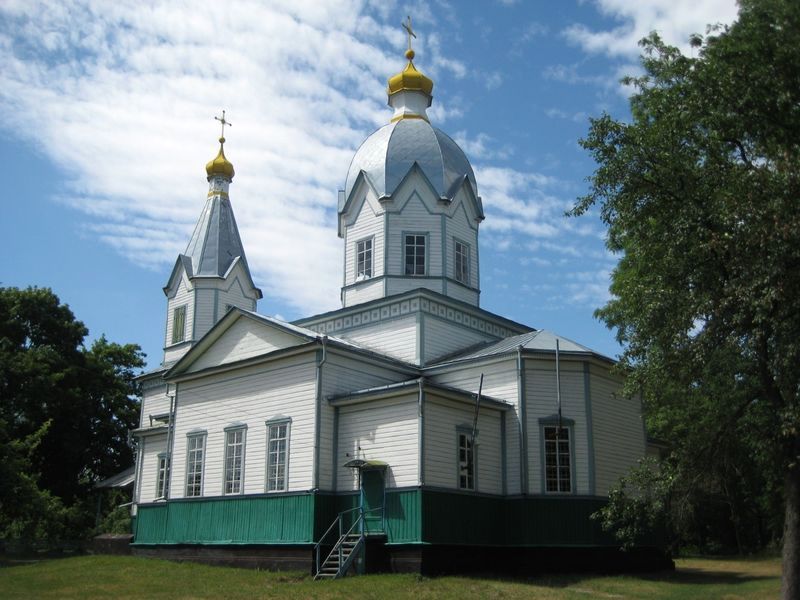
[[0, 554, 780, 599]]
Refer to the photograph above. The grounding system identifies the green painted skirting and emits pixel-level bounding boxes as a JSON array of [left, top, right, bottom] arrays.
[[134, 489, 625, 548], [134, 494, 316, 545]]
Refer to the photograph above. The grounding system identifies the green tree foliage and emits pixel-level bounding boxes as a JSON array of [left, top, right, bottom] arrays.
[[0, 287, 144, 541], [572, 0, 800, 595]]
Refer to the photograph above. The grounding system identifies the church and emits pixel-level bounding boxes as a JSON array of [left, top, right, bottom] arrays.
[[130, 26, 662, 576]]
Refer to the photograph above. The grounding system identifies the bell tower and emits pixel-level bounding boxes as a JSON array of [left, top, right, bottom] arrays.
[[161, 112, 263, 365]]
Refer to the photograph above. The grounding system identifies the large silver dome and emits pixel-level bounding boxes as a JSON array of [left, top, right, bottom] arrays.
[[343, 118, 478, 207]]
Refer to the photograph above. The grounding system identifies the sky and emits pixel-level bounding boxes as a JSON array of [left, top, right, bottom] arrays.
[[0, 0, 739, 369]]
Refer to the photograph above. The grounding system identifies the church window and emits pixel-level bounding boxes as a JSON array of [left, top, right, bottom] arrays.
[[454, 240, 470, 285], [544, 426, 572, 493], [266, 419, 290, 492], [223, 426, 246, 494], [356, 238, 373, 279], [457, 431, 475, 490], [156, 453, 170, 498], [185, 433, 206, 497], [171, 305, 187, 344], [404, 234, 426, 276]]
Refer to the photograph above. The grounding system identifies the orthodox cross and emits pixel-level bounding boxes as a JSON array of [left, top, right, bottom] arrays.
[[214, 110, 232, 138], [402, 15, 416, 52]]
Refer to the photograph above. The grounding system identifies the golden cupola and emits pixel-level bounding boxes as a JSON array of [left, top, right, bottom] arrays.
[[205, 136, 235, 180], [386, 17, 434, 123], [387, 48, 434, 97]]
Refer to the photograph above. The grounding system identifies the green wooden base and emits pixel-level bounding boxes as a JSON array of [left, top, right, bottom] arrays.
[[133, 488, 617, 548]]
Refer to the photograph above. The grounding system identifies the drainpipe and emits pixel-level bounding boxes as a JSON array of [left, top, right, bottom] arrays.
[[418, 377, 425, 486], [165, 382, 177, 500], [313, 335, 328, 491], [517, 345, 527, 495]]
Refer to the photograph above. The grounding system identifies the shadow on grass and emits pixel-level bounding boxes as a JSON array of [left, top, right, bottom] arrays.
[[452, 565, 776, 591]]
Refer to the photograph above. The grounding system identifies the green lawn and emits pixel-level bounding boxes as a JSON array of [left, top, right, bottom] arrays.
[[0, 554, 780, 599]]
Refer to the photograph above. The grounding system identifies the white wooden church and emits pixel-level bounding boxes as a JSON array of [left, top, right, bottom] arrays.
[[130, 30, 663, 575]]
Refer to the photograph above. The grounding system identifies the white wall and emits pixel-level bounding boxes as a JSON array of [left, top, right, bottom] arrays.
[[343, 192, 385, 289], [168, 352, 317, 498], [429, 358, 521, 493], [386, 187, 442, 278], [525, 358, 589, 495], [340, 314, 419, 364], [165, 271, 194, 349], [590, 364, 645, 496], [422, 315, 491, 364], [138, 433, 168, 503], [336, 395, 419, 491], [423, 396, 503, 494], [318, 352, 410, 490], [186, 318, 302, 373]]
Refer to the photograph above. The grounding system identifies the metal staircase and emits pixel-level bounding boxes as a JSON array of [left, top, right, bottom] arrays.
[[314, 506, 383, 580], [314, 531, 363, 579]]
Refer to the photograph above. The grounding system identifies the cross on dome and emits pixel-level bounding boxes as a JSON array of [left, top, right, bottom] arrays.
[[214, 110, 232, 142]]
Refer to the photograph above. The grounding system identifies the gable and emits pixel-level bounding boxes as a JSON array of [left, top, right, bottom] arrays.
[[180, 314, 309, 374]]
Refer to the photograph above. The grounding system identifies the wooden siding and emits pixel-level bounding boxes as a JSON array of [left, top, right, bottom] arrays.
[[169, 353, 317, 498], [423, 396, 503, 494], [343, 192, 384, 288], [445, 283, 479, 305], [386, 277, 444, 297], [525, 358, 589, 495], [343, 278, 385, 306], [138, 434, 168, 503], [386, 187, 442, 277], [139, 385, 170, 428], [134, 493, 316, 544], [337, 395, 419, 491], [422, 315, 493, 364], [165, 272, 194, 348], [429, 360, 521, 494], [318, 352, 409, 490], [340, 314, 419, 364], [590, 364, 645, 495], [444, 200, 479, 289], [186, 318, 303, 374]]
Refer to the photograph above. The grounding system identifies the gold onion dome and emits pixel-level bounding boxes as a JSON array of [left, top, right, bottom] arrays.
[[387, 49, 434, 96], [205, 137, 235, 180]]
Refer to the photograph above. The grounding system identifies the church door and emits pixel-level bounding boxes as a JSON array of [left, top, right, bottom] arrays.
[[360, 469, 385, 534]]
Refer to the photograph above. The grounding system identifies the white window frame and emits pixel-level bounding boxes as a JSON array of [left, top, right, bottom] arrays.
[[156, 453, 170, 499], [355, 237, 373, 280], [454, 239, 470, 286], [223, 425, 247, 495], [171, 305, 187, 344], [185, 432, 206, 497], [404, 233, 427, 276], [543, 424, 573, 494], [266, 418, 291, 492], [457, 429, 476, 491]]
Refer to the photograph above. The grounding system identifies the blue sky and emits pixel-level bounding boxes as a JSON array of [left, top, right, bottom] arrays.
[[0, 0, 738, 369]]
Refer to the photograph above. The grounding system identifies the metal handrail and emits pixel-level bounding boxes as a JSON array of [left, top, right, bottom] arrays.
[[314, 505, 386, 577]]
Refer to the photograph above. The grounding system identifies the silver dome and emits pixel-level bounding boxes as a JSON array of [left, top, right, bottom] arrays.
[[343, 118, 478, 209]]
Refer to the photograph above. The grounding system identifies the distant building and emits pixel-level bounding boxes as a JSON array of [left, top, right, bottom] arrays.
[[130, 32, 659, 576]]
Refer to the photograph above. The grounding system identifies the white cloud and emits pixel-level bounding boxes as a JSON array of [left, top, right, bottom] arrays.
[[564, 0, 739, 58], [0, 0, 424, 316]]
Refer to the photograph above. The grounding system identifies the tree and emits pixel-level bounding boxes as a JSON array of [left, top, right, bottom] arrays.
[[571, 0, 800, 596], [0, 287, 144, 538]]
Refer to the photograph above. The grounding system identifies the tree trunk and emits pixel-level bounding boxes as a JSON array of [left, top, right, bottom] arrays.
[[783, 458, 800, 599]]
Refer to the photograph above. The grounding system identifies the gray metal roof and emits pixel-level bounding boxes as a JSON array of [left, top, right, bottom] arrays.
[[184, 195, 249, 278], [94, 466, 135, 489], [430, 329, 614, 366], [343, 118, 478, 208]]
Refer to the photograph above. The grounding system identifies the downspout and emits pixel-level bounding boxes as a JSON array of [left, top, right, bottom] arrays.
[[313, 335, 328, 491], [418, 377, 425, 486], [517, 345, 528, 495], [165, 382, 178, 500]]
